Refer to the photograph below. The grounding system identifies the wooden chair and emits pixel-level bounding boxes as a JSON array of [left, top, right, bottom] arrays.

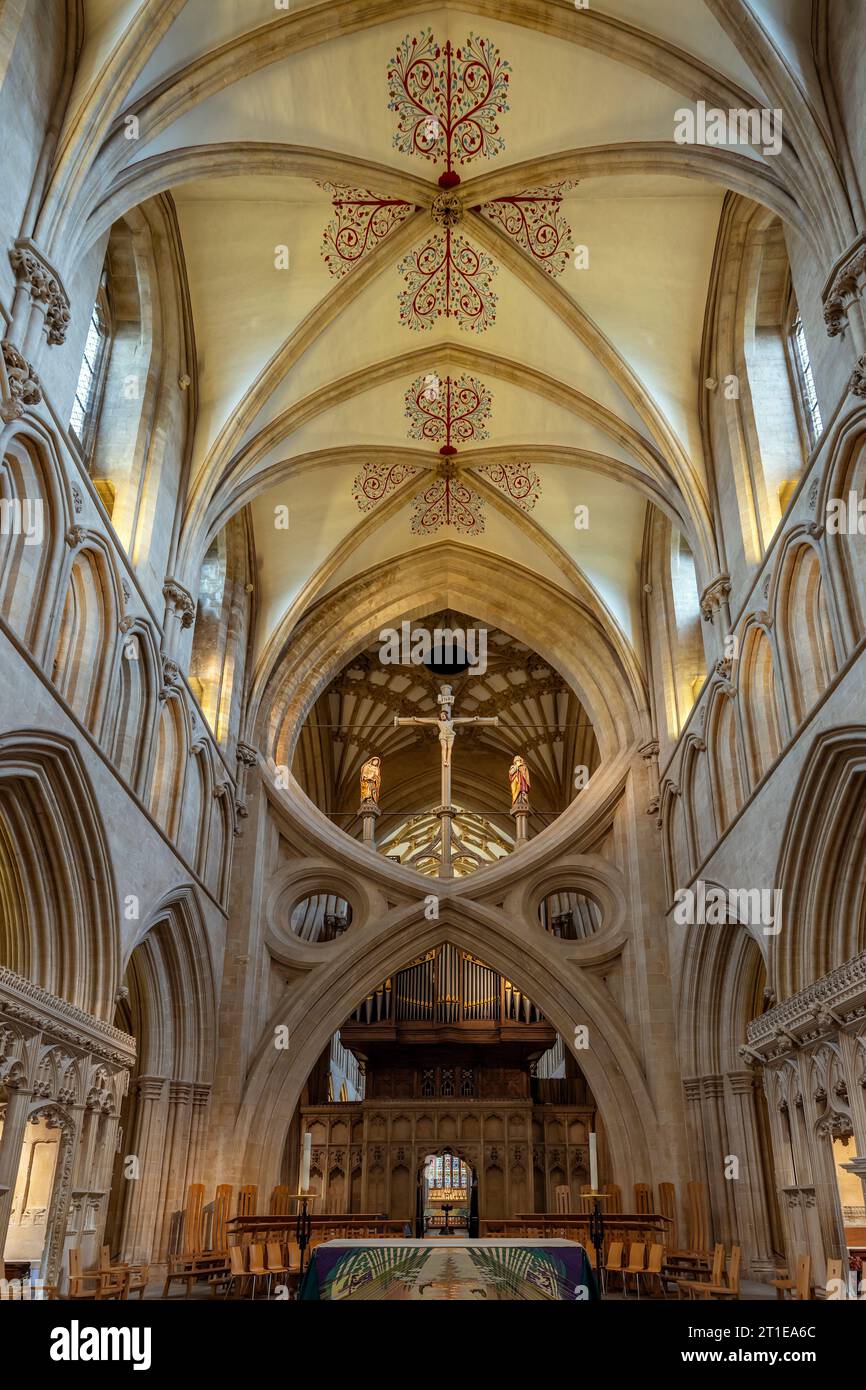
[[237, 1185, 258, 1219], [603, 1184, 622, 1214], [603, 1240, 623, 1293], [621, 1242, 646, 1298], [100, 1245, 149, 1299], [681, 1245, 741, 1300], [270, 1185, 291, 1217], [67, 1247, 128, 1301], [824, 1258, 845, 1299], [771, 1253, 812, 1300], [642, 1243, 666, 1298], [222, 1244, 248, 1299], [554, 1185, 571, 1214], [657, 1181, 679, 1250], [247, 1242, 269, 1299], [265, 1242, 290, 1296], [675, 1242, 725, 1298], [634, 1184, 653, 1214]]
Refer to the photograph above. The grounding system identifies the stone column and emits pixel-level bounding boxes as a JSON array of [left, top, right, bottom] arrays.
[[359, 797, 380, 848], [510, 792, 530, 847], [724, 1070, 777, 1276], [186, 1084, 212, 1189], [0, 1084, 33, 1254], [699, 574, 733, 661], [161, 578, 196, 662], [700, 1074, 737, 1247], [155, 1081, 195, 1262], [119, 1075, 169, 1263]]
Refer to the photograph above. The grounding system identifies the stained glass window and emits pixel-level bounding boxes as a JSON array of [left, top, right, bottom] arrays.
[[427, 1154, 468, 1190]]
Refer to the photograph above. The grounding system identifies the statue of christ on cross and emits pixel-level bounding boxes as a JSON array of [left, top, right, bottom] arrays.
[[393, 684, 499, 878]]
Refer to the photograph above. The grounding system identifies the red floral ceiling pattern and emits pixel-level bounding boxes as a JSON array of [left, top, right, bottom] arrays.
[[318, 32, 575, 333], [352, 372, 541, 536], [386, 30, 510, 182], [320, 183, 416, 278]]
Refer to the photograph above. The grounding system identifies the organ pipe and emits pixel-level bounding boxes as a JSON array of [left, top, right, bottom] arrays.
[[349, 946, 546, 1028]]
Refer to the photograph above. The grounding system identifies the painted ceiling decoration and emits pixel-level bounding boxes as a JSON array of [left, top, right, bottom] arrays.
[[352, 371, 541, 536], [386, 30, 511, 184], [319, 183, 417, 279], [318, 32, 573, 332]]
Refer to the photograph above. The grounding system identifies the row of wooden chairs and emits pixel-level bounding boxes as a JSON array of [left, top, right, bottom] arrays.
[[601, 1242, 667, 1298], [67, 1246, 149, 1301], [223, 1243, 300, 1299]]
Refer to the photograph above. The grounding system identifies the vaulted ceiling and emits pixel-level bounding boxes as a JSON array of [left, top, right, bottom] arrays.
[[71, 0, 807, 686]]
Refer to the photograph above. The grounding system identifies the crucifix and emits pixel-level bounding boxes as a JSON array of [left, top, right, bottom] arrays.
[[394, 684, 499, 878]]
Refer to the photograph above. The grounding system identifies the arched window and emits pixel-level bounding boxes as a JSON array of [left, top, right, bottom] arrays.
[[787, 305, 823, 452], [189, 516, 253, 749], [69, 274, 111, 459]]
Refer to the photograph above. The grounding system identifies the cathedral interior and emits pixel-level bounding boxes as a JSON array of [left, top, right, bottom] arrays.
[[1, 0, 866, 1326]]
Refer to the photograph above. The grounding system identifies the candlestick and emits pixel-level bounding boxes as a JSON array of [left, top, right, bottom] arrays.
[[301, 1132, 312, 1192], [589, 1131, 598, 1192]]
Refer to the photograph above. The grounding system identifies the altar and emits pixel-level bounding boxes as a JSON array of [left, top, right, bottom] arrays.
[[298, 1239, 599, 1301]]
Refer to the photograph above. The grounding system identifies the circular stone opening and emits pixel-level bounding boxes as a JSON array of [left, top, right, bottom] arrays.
[[538, 890, 603, 940], [289, 893, 353, 943]]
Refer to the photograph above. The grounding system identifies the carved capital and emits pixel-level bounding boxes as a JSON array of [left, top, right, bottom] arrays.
[[9, 240, 71, 344], [849, 354, 866, 398], [236, 742, 259, 768], [0, 339, 42, 420], [700, 573, 731, 622], [65, 525, 87, 549], [162, 577, 196, 628], [822, 232, 866, 338], [638, 739, 659, 763], [159, 656, 180, 699]]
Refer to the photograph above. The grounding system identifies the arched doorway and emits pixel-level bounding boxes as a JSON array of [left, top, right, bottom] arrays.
[[416, 1149, 477, 1238]]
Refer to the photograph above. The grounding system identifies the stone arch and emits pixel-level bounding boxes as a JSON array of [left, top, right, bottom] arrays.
[[50, 537, 121, 737], [110, 621, 160, 794], [819, 408, 866, 646], [678, 912, 766, 1078], [108, 888, 218, 1263], [255, 543, 644, 773], [738, 622, 784, 786], [0, 731, 118, 1018], [149, 694, 187, 839], [178, 742, 211, 873], [123, 888, 217, 1085], [774, 727, 866, 999], [0, 428, 66, 658], [706, 682, 745, 833], [234, 904, 659, 1199], [772, 535, 839, 728], [660, 783, 689, 900], [682, 737, 716, 869]]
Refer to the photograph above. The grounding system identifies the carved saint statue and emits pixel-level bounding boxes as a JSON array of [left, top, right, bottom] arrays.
[[359, 755, 382, 805], [508, 754, 530, 807]]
